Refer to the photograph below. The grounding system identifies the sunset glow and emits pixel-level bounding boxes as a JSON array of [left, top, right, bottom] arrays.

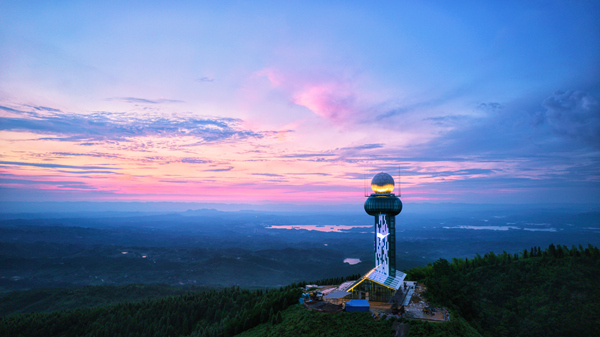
[[1, 2, 598, 206]]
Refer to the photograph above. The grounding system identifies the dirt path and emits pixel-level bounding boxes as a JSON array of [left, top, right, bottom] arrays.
[[404, 283, 449, 322]]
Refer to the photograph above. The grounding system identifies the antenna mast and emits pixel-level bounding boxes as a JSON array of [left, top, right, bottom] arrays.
[[398, 167, 401, 197], [363, 168, 368, 197]]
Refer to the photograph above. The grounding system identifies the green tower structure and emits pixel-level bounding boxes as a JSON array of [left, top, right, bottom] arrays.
[[364, 172, 402, 277], [347, 172, 405, 302]]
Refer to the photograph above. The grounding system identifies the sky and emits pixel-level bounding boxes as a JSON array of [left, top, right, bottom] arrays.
[[1, 1, 599, 206]]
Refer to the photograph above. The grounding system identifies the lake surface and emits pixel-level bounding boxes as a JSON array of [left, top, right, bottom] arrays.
[[443, 225, 519, 231], [443, 225, 557, 232], [343, 258, 361, 265], [266, 224, 371, 232]]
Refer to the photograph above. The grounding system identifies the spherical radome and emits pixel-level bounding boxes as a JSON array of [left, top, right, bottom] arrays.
[[371, 172, 394, 194]]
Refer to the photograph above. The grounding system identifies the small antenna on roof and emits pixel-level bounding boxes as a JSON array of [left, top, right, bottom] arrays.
[[363, 167, 368, 197], [398, 167, 401, 198]]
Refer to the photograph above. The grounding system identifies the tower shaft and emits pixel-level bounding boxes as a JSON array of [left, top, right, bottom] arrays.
[[364, 188, 401, 277], [374, 214, 396, 277]]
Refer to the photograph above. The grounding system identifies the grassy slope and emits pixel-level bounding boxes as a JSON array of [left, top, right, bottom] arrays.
[[236, 305, 482, 337]]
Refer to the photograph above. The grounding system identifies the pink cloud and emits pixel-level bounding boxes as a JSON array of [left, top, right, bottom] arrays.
[[292, 84, 356, 121], [259, 68, 364, 122]]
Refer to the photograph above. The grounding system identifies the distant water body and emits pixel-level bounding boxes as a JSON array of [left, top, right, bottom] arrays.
[[266, 224, 371, 232], [443, 225, 557, 232], [343, 258, 361, 265]]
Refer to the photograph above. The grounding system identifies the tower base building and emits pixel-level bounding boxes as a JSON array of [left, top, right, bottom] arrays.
[[347, 266, 406, 302]]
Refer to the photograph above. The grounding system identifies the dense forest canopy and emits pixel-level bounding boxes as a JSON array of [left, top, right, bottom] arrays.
[[408, 244, 600, 337], [0, 244, 598, 337]]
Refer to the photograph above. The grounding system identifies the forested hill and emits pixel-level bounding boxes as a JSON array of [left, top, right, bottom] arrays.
[[408, 244, 600, 337], [0, 244, 598, 337], [0, 285, 303, 337]]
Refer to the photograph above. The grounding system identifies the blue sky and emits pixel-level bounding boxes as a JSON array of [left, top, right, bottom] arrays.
[[0, 1, 599, 204]]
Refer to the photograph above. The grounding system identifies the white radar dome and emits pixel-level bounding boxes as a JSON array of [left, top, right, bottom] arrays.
[[371, 172, 394, 194]]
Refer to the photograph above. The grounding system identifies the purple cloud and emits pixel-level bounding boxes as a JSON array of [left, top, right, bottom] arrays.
[[0, 160, 119, 170], [181, 158, 211, 164], [196, 77, 215, 83], [541, 91, 600, 148], [0, 105, 267, 144], [205, 166, 234, 172], [105, 97, 184, 104], [252, 173, 283, 177]]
